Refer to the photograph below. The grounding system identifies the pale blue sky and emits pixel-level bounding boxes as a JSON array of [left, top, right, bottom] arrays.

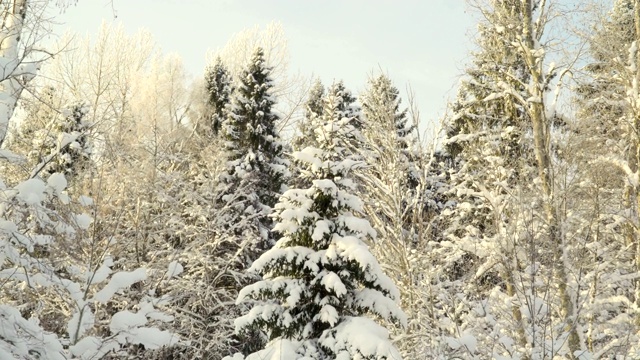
[[55, 1, 477, 136]]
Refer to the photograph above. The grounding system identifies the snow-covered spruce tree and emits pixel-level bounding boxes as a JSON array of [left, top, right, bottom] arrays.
[[433, 1, 535, 354], [360, 75, 412, 143], [3, 92, 93, 186], [229, 90, 406, 360], [216, 46, 288, 256], [289, 78, 326, 191], [293, 80, 360, 142], [292, 78, 324, 152], [574, 0, 634, 199], [194, 47, 288, 357], [576, 0, 633, 147], [360, 74, 418, 188], [1, 86, 61, 185], [326, 80, 361, 131], [231, 47, 286, 188], [305, 79, 325, 126], [32, 102, 93, 181], [204, 56, 233, 137], [357, 73, 431, 357]]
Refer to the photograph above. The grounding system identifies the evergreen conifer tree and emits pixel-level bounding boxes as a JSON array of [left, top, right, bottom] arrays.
[[46, 102, 93, 178], [360, 74, 418, 187], [22, 101, 93, 182], [292, 78, 324, 152], [357, 74, 428, 356], [305, 79, 325, 122], [230, 91, 406, 359], [326, 80, 361, 130], [215, 47, 288, 258], [575, 0, 633, 157], [229, 47, 288, 209], [205, 56, 233, 136]]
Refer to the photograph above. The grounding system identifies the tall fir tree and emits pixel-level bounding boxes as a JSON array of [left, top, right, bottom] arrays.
[[290, 79, 325, 190], [292, 78, 324, 152], [215, 46, 289, 265], [205, 56, 233, 137], [230, 90, 406, 360], [438, 0, 534, 309], [18, 100, 93, 184], [232, 47, 288, 210], [358, 73, 429, 356], [360, 75, 412, 139], [305, 79, 325, 123], [46, 102, 93, 178], [326, 80, 361, 130], [444, 0, 530, 162], [360, 74, 418, 187], [576, 0, 633, 158]]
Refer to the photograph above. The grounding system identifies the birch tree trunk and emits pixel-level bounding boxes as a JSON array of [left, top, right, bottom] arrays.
[[0, 0, 29, 147], [521, 0, 580, 356], [632, 0, 640, 317]]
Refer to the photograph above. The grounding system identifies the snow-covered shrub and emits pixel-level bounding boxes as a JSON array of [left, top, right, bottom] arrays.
[[0, 171, 178, 359]]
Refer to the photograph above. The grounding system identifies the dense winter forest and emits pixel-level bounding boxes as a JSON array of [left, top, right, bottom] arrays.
[[3, 0, 640, 359]]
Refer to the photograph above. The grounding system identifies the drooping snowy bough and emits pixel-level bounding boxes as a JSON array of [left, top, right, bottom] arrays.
[[228, 92, 406, 359]]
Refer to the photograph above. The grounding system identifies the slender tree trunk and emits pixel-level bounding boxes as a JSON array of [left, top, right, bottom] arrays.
[[504, 268, 529, 356], [632, 0, 640, 318], [521, 0, 580, 357], [0, 0, 28, 146]]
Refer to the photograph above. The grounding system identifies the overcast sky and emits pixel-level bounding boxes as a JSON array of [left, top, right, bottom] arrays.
[[56, 1, 476, 136]]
